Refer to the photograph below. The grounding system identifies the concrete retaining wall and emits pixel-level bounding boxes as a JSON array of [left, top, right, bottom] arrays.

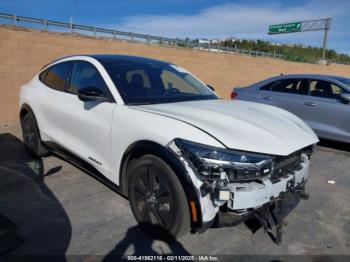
[[1, 26, 350, 123]]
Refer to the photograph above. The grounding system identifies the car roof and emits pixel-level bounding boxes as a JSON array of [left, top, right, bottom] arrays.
[[245, 73, 350, 91], [269, 74, 350, 82], [72, 54, 172, 66], [43, 54, 174, 71]]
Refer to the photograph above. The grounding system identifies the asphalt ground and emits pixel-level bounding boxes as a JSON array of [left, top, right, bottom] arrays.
[[0, 124, 349, 260]]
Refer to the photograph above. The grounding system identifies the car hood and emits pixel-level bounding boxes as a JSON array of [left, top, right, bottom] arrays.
[[132, 99, 319, 156]]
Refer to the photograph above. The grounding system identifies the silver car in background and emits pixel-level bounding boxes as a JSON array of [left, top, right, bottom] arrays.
[[232, 74, 350, 143]]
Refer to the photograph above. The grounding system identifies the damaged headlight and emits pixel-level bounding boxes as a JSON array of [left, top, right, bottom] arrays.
[[169, 138, 273, 182]]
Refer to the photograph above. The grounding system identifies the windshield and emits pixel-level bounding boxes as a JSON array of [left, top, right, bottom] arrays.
[[102, 60, 218, 105]]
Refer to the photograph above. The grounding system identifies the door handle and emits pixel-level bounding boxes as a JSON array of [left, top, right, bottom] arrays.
[[263, 96, 272, 100], [305, 101, 317, 106]]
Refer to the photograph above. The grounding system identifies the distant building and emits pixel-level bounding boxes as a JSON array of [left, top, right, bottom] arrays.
[[271, 42, 282, 46], [198, 38, 222, 44], [198, 39, 210, 44]]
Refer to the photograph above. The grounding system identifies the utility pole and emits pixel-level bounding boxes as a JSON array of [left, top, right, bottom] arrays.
[[321, 18, 331, 61]]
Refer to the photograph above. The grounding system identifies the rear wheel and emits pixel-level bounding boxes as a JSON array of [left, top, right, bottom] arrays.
[[128, 155, 190, 238], [21, 112, 49, 157]]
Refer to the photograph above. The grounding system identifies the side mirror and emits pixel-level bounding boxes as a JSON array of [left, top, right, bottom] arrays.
[[340, 93, 350, 103], [77, 86, 106, 102], [207, 84, 215, 92]]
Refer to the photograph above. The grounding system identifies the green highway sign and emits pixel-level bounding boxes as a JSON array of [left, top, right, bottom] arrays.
[[269, 22, 302, 34]]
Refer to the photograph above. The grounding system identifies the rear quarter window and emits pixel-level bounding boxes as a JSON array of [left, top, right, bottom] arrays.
[[39, 70, 48, 83], [259, 82, 273, 90]]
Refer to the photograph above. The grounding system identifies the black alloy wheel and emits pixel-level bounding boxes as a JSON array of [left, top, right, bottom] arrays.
[[22, 114, 37, 152], [21, 112, 49, 157], [128, 155, 190, 238]]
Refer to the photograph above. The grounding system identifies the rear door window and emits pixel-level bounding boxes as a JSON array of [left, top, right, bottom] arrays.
[[271, 79, 308, 95], [295, 79, 309, 95], [40, 62, 71, 92]]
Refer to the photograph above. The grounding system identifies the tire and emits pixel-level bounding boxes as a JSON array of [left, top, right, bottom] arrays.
[[21, 112, 49, 157], [128, 154, 191, 239]]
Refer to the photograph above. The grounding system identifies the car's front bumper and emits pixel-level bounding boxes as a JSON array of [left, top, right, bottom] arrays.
[[226, 155, 309, 210], [180, 152, 310, 226]]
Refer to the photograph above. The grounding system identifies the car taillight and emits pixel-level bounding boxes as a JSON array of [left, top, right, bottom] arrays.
[[231, 91, 238, 99]]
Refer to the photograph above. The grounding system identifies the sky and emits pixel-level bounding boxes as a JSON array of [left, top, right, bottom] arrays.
[[1, 0, 349, 54]]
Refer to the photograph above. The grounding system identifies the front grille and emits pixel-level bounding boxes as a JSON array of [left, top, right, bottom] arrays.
[[226, 161, 272, 182], [271, 151, 303, 182]]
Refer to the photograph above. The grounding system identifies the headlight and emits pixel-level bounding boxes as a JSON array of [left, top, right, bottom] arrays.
[[169, 139, 273, 182]]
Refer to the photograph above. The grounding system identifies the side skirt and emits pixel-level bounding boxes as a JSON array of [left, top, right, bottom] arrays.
[[44, 142, 125, 197]]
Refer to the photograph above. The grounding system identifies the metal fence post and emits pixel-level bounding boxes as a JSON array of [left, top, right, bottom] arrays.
[[147, 35, 150, 44], [13, 15, 17, 25], [273, 50, 276, 58], [130, 32, 134, 41], [43, 19, 48, 31], [113, 30, 116, 39], [93, 27, 96, 37], [70, 19, 73, 32]]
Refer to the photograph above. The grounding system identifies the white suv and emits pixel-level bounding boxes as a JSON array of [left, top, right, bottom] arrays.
[[19, 55, 318, 238]]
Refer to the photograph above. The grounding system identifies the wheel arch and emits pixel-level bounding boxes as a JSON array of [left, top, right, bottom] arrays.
[[20, 103, 42, 140], [119, 140, 203, 231], [20, 103, 33, 120]]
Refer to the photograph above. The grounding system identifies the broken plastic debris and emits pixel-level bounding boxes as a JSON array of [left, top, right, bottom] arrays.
[[327, 180, 335, 184]]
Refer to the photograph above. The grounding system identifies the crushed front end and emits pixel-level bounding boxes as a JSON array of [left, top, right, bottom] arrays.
[[168, 138, 314, 243]]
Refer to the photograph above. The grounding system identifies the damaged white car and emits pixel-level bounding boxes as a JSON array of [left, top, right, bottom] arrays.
[[19, 55, 319, 240]]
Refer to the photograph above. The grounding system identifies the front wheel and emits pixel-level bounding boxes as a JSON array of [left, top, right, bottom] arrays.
[[128, 155, 191, 238]]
